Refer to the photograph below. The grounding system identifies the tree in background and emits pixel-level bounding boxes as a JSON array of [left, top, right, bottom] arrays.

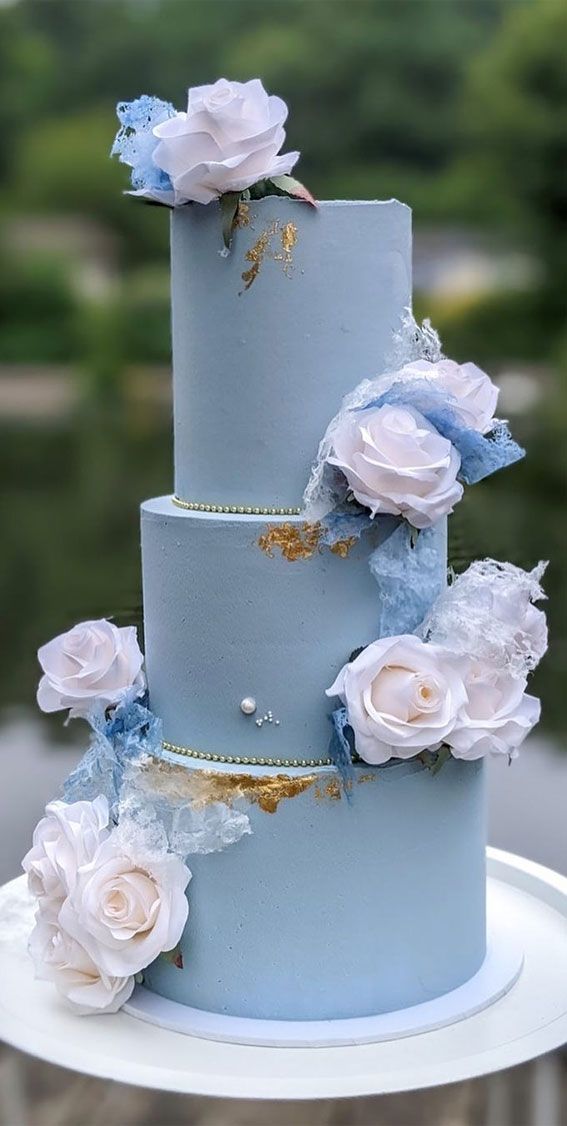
[[463, 1, 566, 323]]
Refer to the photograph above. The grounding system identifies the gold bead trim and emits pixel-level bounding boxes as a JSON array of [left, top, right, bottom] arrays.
[[162, 740, 333, 769], [172, 496, 301, 517]]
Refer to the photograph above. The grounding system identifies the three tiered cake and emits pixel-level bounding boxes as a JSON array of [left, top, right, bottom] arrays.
[[23, 80, 547, 1032]]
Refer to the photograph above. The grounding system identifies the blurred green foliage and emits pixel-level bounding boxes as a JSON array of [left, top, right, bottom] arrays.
[[0, 0, 565, 735]]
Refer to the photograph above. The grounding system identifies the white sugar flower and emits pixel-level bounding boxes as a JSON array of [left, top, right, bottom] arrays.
[[22, 796, 110, 916], [37, 619, 145, 718], [327, 635, 469, 765], [327, 403, 463, 528], [423, 559, 548, 678], [29, 915, 134, 1015], [24, 795, 192, 1012], [447, 664, 540, 760], [60, 832, 191, 978], [402, 358, 499, 434], [152, 78, 299, 205]]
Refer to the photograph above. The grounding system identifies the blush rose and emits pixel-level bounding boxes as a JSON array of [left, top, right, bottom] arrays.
[[37, 619, 145, 718], [327, 403, 463, 528], [327, 635, 469, 765]]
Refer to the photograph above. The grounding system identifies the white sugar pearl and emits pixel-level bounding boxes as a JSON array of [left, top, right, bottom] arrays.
[[240, 697, 257, 716]]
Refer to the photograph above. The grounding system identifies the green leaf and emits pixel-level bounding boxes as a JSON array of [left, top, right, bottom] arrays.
[[430, 745, 451, 776], [219, 191, 242, 251], [248, 180, 268, 200], [269, 175, 317, 207], [161, 943, 184, 969]]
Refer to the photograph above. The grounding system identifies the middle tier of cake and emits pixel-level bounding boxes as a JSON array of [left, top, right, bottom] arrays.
[[141, 497, 447, 763]]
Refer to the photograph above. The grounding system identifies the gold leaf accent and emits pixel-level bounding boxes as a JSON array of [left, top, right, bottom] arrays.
[[314, 777, 342, 802], [140, 758, 318, 814], [273, 221, 298, 277], [240, 219, 298, 292], [235, 201, 251, 227], [356, 771, 379, 786], [241, 221, 278, 291], [280, 220, 298, 254], [258, 522, 322, 561], [329, 536, 358, 559], [313, 771, 379, 803]]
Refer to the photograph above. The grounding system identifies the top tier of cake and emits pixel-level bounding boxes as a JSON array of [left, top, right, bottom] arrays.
[[171, 198, 411, 509]]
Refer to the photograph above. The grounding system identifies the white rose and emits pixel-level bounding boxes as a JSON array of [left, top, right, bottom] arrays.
[[37, 619, 145, 718], [152, 78, 299, 205], [403, 358, 499, 434], [483, 578, 548, 668], [29, 915, 134, 1015], [60, 833, 191, 977], [519, 603, 548, 666], [424, 560, 548, 675], [328, 403, 463, 528], [22, 796, 110, 915], [447, 664, 540, 760], [327, 635, 469, 765]]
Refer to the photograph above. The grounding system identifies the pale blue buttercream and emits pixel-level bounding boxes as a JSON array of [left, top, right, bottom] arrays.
[[141, 498, 446, 761], [143, 755, 486, 1020], [170, 199, 411, 508], [140, 199, 488, 1022]]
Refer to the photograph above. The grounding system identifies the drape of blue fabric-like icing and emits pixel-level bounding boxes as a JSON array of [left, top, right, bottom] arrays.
[[327, 522, 446, 778], [369, 523, 447, 637], [62, 694, 252, 857], [63, 694, 162, 818], [328, 706, 356, 787], [318, 499, 376, 545], [111, 96, 175, 196]]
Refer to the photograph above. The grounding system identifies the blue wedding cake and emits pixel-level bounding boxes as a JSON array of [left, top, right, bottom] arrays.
[[141, 198, 485, 1020], [24, 81, 547, 1032]]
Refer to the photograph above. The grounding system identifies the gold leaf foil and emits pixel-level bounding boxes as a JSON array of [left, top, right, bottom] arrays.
[[235, 201, 251, 227], [241, 222, 277, 291], [258, 522, 322, 561], [356, 771, 379, 787], [273, 221, 298, 278], [314, 777, 342, 802], [280, 220, 298, 255], [329, 537, 358, 559], [240, 219, 298, 292], [194, 771, 318, 814], [141, 758, 318, 814]]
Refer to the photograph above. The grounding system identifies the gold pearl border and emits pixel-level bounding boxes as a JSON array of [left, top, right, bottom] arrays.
[[172, 496, 301, 517], [162, 740, 333, 769]]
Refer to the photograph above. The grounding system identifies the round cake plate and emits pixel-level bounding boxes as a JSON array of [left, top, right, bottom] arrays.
[[123, 933, 524, 1047], [0, 848, 566, 1100]]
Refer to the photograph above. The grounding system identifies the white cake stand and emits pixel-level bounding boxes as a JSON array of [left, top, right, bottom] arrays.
[[0, 848, 566, 1100]]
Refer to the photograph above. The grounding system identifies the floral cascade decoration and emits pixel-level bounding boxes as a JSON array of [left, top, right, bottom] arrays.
[[23, 619, 251, 1015], [302, 312, 526, 635], [327, 559, 548, 774], [111, 77, 315, 247]]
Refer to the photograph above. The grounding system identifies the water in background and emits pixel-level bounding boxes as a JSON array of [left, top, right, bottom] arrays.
[[0, 399, 565, 878]]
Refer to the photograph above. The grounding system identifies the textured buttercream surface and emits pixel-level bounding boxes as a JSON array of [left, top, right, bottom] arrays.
[[143, 755, 487, 1020], [141, 197, 486, 1022], [141, 497, 447, 762], [171, 198, 411, 508]]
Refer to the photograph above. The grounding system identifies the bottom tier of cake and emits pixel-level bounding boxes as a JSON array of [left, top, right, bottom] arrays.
[[142, 754, 486, 1022]]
